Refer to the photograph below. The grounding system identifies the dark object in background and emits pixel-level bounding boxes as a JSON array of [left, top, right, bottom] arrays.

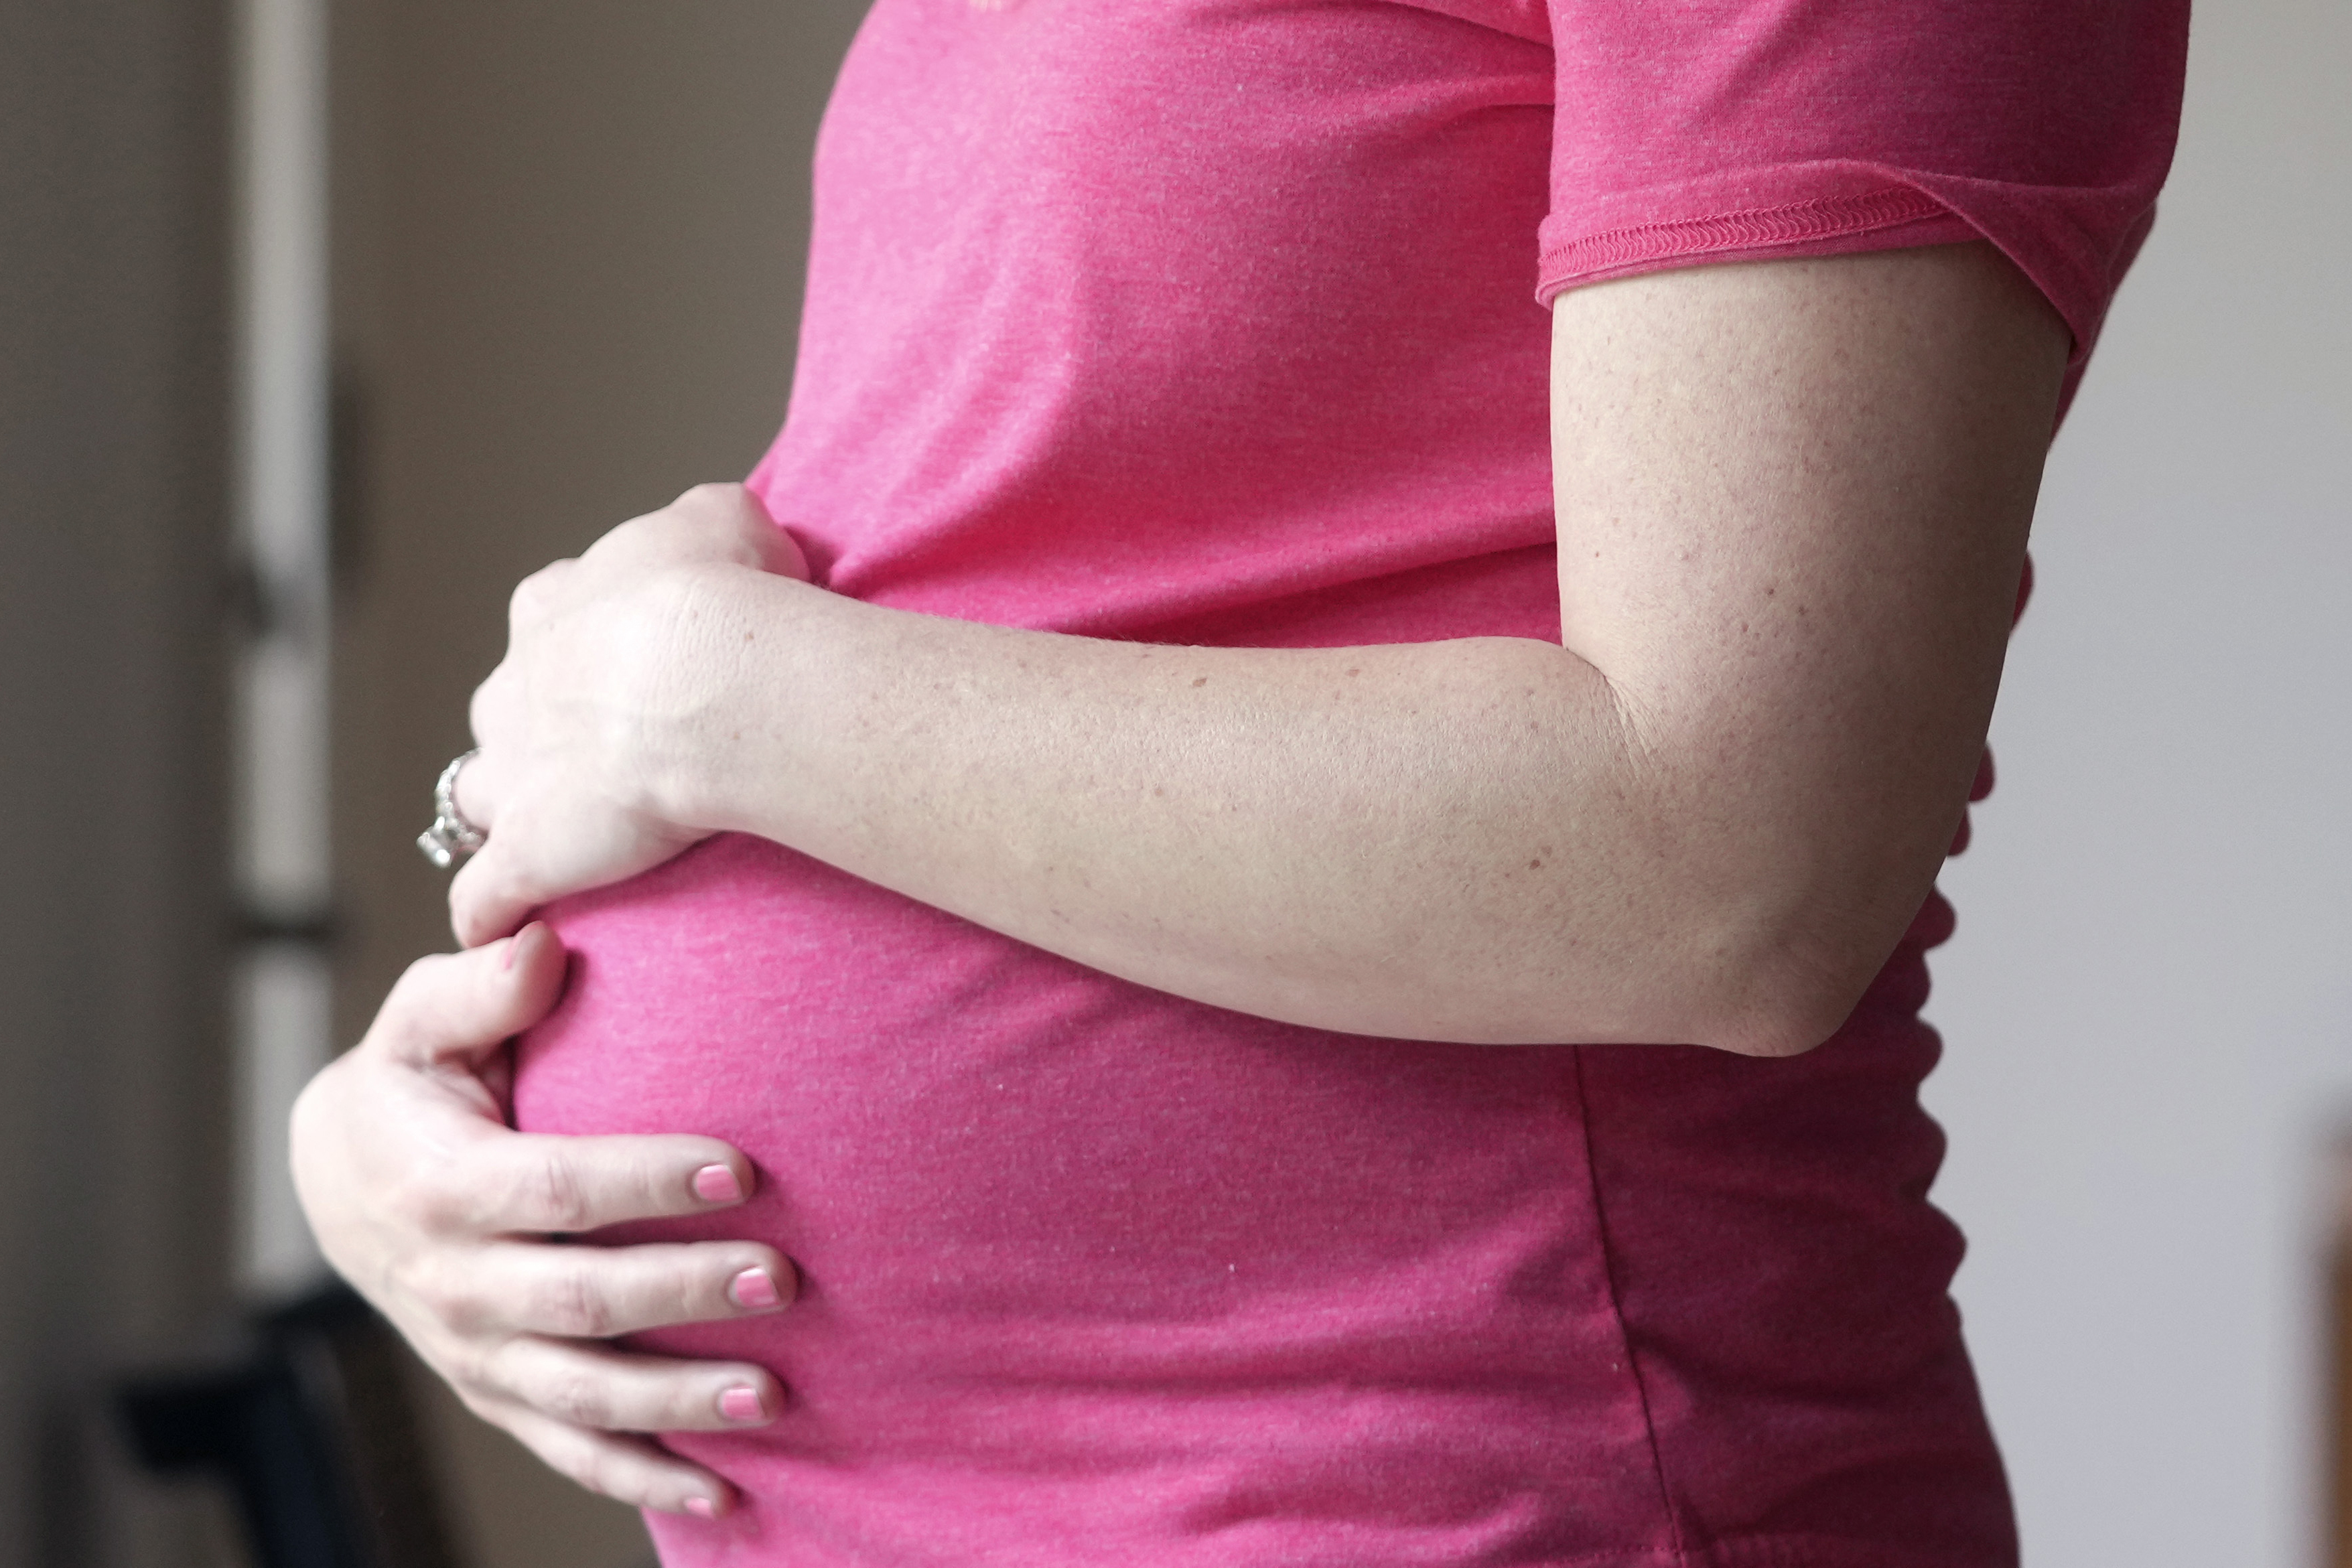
[[116, 1283, 466, 1568]]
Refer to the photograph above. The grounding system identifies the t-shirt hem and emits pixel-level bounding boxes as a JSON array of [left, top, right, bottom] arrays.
[[641, 1533, 2009, 1568], [1518, 1533, 2007, 1568], [1690, 1533, 2011, 1568]]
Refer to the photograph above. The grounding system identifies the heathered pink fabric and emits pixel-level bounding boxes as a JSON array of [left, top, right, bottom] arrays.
[[512, 2, 2185, 1563]]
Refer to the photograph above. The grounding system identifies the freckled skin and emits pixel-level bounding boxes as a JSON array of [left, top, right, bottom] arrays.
[[523, 246, 2062, 1052]]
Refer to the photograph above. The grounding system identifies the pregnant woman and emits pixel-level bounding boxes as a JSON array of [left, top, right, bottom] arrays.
[[293, 3, 2187, 1564]]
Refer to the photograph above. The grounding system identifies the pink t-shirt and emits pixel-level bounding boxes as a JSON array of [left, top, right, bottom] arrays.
[[514, 3, 2185, 1564]]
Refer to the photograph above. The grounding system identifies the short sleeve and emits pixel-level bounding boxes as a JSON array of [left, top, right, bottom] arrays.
[[1536, 0, 2189, 409]]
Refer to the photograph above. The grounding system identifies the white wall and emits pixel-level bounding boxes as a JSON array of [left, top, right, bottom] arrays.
[[1922, 3, 2352, 1563]]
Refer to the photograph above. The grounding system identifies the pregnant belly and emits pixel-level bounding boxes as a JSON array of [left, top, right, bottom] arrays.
[[512, 835, 1671, 1565]]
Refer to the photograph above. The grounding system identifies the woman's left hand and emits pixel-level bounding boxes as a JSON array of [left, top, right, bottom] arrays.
[[449, 482, 809, 947]]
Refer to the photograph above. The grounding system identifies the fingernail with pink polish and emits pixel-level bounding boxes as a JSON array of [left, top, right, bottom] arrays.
[[684, 1496, 717, 1520], [692, 1165, 744, 1204], [729, 1268, 781, 1311], [718, 1386, 767, 1425]]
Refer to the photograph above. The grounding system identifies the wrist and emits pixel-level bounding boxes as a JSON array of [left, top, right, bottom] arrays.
[[634, 565, 830, 839]]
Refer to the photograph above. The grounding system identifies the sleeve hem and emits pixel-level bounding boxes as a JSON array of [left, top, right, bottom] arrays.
[[1537, 184, 1961, 299]]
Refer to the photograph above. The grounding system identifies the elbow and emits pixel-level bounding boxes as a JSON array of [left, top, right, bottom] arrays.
[[1626, 810, 1943, 1060], [1435, 922, 1882, 1055], [1678, 916, 1888, 1061], [1691, 975, 1864, 1059]]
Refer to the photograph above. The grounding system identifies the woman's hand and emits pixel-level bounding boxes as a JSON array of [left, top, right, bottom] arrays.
[[449, 482, 809, 947], [290, 923, 796, 1517]]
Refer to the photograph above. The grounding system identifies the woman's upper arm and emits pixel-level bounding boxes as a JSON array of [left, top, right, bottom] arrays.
[[1549, 242, 2068, 1051]]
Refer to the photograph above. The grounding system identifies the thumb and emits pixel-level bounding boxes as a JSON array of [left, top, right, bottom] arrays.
[[372, 922, 568, 1070]]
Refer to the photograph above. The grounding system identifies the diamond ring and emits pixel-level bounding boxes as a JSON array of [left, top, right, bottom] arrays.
[[416, 750, 487, 869]]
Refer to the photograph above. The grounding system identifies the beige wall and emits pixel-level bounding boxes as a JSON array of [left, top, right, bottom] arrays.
[[1, 2, 238, 1565], [330, 2, 872, 1562]]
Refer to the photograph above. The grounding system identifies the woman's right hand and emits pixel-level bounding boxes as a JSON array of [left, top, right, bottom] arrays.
[[289, 922, 794, 1518]]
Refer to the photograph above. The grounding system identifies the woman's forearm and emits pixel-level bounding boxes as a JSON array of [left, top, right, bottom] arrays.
[[462, 248, 2062, 1052], [656, 575, 1819, 1053]]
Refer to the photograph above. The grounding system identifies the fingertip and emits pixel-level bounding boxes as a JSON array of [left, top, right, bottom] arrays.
[[502, 920, 555, 972], [667, 1472, 737, 1519], [484, 921, 568, 1031], [726, 1264, 791, 1312], [456, 899, 502, 951], [691, 1163, 748, 1206], [716, 1384, 772, 1426], [449, 850, 527, 950], [681, 1487, 734, 1520], [449, 875, 484, 949]]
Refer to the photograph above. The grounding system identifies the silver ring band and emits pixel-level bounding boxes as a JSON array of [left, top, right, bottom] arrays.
[[416, 750, 488, 870]]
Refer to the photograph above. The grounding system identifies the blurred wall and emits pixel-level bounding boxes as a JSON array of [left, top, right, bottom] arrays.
[[328, 1, 2351, 1566], [328, 2, 872, 1563], [0, 2, 238, 1567], [1923, 2, 2352, 1563]]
